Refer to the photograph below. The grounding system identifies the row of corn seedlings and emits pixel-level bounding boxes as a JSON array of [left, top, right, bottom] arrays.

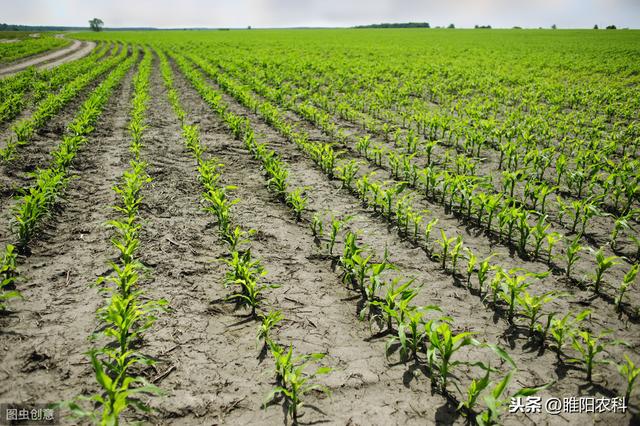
[[181, 48, 640, 405], [0, 43, 129, 161], [67, 47, 167, 424], [159, 48, 330, 424], [0, 46, 138, 316], [168, 47, 555, 425]]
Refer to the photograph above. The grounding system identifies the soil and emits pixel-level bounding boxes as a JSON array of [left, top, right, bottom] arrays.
[[0, 50, 637, 426]]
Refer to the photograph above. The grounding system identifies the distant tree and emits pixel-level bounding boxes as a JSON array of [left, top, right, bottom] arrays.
[[89, 18, 104, 32], [474, 25, 492, 29], [247, 25, 252, 30], [593, 24, 599, 29], [513, 26, 522, 29], [606, 24, 617, 29], [447, 23, 455, 29], [551, 24, 557, 29], [355, 22, 430, 29]]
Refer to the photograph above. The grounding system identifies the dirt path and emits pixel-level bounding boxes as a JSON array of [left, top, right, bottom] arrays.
[[0, 38, 96, 78], [0, 64, 136, 406]]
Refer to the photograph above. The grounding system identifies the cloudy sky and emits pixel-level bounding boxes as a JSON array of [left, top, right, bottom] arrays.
[[2, 0, 638, 29]]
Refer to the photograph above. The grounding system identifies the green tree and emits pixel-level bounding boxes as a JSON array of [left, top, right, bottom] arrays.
[[89, 18, 104, 32]]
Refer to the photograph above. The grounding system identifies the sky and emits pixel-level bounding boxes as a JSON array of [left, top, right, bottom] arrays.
[[1, 0, 639, 29]]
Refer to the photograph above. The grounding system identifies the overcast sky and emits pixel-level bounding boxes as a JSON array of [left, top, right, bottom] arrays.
[[1, 0, 638, 29]]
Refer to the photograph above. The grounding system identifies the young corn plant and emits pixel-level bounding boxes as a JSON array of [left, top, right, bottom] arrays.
[[360, 257, 396, 316], [389, 305, 443, 362], [423, 218, 439, 256], [497, 268, 547, 323], [310, 212, 323, 239], [372, 277, 421, 331], [285, 188, 307, 221], [590, 247, 620, 294], [224, 225, 254, 252], [257, 310, 283, 349], [617, 355, 640, 403], [516, 290, 560, 342], [458, 368, 491, 419], [0, 245, 22, 311], [426, 320, 480, 393], [336, 159, 360, 190], [548, 310, 590, 360], [568, 329, 617, 382], [327, 216, 349, 256], [565, 237, 583, 281], [476, 370, 551, 426], [437, 230, 457, 272], [464, 247, 477, 289], [477, 254, 495, 296], [545, 232, 562, 265], [449, 236, 464, 277], [223, 250, 274, 317], [615, 263, 639, 312], [203, 185, 239, 236], [264, 347, 332, 423]]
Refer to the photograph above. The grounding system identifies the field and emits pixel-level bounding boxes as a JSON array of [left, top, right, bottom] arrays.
[[0, 33, 70, 64], [0, 28, 639, 425]]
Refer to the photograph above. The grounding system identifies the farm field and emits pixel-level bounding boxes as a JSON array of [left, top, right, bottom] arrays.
[[0, 32, 70, 65], [0, 28, 639, 425]]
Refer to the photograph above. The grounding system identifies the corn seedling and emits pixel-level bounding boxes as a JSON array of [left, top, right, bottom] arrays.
[[327, 216, 348, 256], [548, 309, 590, 360], [615, 263, 639, 312], [516, 290, 560, 341], [285, 188, 307, 221], [257, 310, 283, 349], [371, 277, 419, 331], [568, 329, 617, 382], [545, 232, 562, 265], [477, 254, 495, 296], [437, 230, 457, 272], [423, 217, 439, 255], [310, 212, 324, 239], [458, 367, 491, 417], [265, 347, 332, 423], [590, 247, 620, 294], [0, 245, 22, 311], [464, 247, 477, 289], [426, 320, 479, 392], [449, 236, 464, 276], [617, 355, 640, 403], [565, 237, 582, 280], [476, 369, 551, 426], [224, 225, 254, 252]]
